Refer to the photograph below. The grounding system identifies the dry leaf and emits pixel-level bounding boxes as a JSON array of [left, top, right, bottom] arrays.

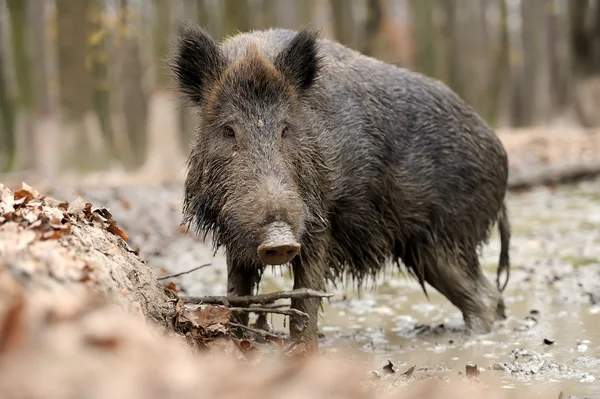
[[192, 305, 231, 328], [107, 222, 129, 242]]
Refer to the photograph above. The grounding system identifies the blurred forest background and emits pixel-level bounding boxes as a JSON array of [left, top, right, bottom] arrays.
[[1, 0, 600, 175]]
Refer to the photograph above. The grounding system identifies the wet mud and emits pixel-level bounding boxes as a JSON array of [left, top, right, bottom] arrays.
[[46, 177, 600, 398]]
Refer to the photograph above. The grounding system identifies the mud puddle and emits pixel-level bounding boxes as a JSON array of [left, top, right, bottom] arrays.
[[45, 178, 600, 398]]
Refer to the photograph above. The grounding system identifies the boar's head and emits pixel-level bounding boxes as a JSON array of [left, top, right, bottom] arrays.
[[171, 22, 329, 268]]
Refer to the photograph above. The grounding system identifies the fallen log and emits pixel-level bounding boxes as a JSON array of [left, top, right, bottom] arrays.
[[508, 159, 600, 190]]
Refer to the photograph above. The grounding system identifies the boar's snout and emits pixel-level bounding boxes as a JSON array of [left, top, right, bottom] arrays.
[[258, 222, 301, 265]]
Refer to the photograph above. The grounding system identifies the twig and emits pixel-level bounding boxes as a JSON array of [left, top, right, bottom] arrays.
[[181, 288, 333, 306], [228, 307, 309, 319], [284, 323, 307, 354], [250, 303, 289, 309], [229, 322, 284, 340], [158, 263, 212, 280]]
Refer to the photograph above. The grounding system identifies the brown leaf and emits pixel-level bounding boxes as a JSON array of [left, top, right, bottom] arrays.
[[67, 197, 87, 219], [42, 196, 70, 210], [13, 182, 39, 204], [192, 305, 231, 328], [166, 282, 179, 294], [465, 363, 480, 378], [120, 199, 131, 209], [107, 221, 129, 242]]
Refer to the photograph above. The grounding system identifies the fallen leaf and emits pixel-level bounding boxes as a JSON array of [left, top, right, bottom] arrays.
[[107, 222, 129, 242], [67, 197, 87, 219], [192, 305, 231, 328], [120, 199, 131, 209], [166, 282, 179, 293], [465, 363, 480, 378], [383, 360, 396, 374], [402, 365, 415, 378], [42, 196, 69, 209]]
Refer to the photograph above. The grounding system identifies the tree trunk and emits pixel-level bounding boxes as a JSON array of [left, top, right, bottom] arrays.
[[28, 0, 60, 176], [145, 0, 182, 172], [56, 0, 108, 171], [6, 0, 35, 171], [262, 0, 279, 29], [153, 0, 172, 90], [329, 0, 356, 48], [89, 0, 115, 158], [223, 0, 251, 38], [484, 0, 510, 127], [410, 0, 443, 80], [440, 0, 464, 99], [0, 16, 16, 172], [362, 0, 384, 57], [116, 0, 149, 168]]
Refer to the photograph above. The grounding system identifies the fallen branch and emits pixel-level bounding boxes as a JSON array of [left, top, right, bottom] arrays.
[[229, 322, 284, 341], [157, 263, 212, 280], [284, 324, 307, 354], [228, 307, 309, 319], [182, 288, 333, 307], [508, 160, 600, 190]]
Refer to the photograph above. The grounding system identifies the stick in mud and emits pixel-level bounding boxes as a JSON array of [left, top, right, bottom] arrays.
[[227, 307, 309, 319], [229, 322, 285, 341], [181, 288, 333, 306], [157, 263, 212, 280]]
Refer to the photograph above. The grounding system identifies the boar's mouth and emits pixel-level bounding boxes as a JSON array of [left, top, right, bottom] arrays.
[[257, 221, 301, 266]]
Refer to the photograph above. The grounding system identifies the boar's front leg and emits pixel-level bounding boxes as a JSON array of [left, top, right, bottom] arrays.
[[226, 256, 261, 337], [290, 242, 328, 351]]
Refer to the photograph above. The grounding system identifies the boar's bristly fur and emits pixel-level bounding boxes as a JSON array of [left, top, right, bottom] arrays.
[[171, 21, 512, 350]]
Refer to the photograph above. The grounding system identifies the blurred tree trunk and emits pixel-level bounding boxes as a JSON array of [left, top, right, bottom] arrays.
[[179, 0, 198, 155], [330, 0, 356, 48], [262, 0, 279, 29], [196, 0, 212, 33], [440, 0, 463, 98], [569, 0, 600, 127], [299, 0, 314, 26], [89, 0, 115, 158], [484, 0, 510, 127], [0, 16, 16, 172], [56, 0, 107, 171], [223, 0, 250, 38], [410, 0, 443, 80], [145, 0, 182, 172], [545, 0, 571, 113], [29, 0, 59, 175], [116, 0, 149, 168], [6, 0, 35, 171], [153, 0, 171, 90], [570, 0, 600, 76], [362, 0, 384, 57]]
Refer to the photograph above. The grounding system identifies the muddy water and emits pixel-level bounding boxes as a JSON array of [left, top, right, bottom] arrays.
[[48, 178, 600, 398]]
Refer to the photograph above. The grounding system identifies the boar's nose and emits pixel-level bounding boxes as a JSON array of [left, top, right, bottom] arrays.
[[258, 222, 301, 265]]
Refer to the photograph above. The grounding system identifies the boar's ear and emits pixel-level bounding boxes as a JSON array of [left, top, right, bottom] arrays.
[[170, 20, 225, 105], [274, 28, 322, 92]]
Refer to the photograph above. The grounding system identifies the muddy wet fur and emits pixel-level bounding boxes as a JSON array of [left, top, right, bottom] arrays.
[[170, 21, 512, 349]]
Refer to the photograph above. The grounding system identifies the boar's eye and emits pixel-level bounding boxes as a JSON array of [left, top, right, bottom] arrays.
[[223, 126, 236, 139], [281, 126, 290, 138]]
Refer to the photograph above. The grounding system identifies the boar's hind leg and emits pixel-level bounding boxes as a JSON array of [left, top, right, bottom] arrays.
[[422, 244, 505, 334], [290, 252, 327, 351], [227, 257, 261, 337]]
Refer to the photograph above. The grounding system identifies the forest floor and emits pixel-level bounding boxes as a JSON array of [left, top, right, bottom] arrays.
[[1, 127, 599, 399]]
